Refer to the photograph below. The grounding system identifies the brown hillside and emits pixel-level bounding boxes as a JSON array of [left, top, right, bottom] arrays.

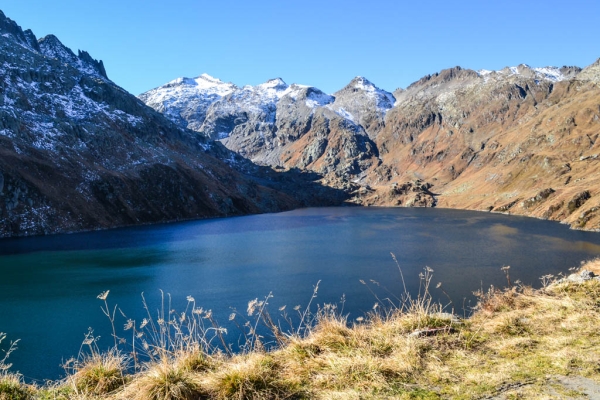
[[359, 66, 600, 230]]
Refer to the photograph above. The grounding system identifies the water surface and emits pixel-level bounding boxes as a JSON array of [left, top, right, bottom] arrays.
[[1, 207, 599, 381]]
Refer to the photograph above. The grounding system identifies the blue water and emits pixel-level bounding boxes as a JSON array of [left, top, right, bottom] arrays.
[[1, 207, 599, 381]]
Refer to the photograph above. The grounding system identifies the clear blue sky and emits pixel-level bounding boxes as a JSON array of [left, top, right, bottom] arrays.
[[2, 1, 599, 95]]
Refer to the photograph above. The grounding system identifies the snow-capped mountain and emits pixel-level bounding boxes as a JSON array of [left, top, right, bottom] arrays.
[[201, 78, 377, 176], [138, 74, 237, 131], [0, 9, 342, 238], [140, 75, 387, 176]]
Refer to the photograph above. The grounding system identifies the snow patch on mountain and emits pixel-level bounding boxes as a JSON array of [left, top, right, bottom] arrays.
[[0, 49, 142, 154], [532, 67, 567, 82], [254, 78, 289, 98], [305, 89, 334, 108], [335, 107, 355, 122]]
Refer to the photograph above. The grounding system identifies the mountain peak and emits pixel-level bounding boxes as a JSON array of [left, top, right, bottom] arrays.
[[333, 76, 395, 124], [78, 49, 108, 79], [350, 76, 374, 86], [23, 29, 40, 52], [38, 34, 108, 79], [0, 9, 38, 51], [254, 78, 289, 98], [342, 76, 389, 94], [198, 73, 222, 83], [39, 34, 77, 61], [258, 78, 288, 89], [166, 74, 229, 88]]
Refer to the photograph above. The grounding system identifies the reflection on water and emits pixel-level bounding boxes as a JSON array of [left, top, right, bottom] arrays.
[[1, 207, 600, 381]]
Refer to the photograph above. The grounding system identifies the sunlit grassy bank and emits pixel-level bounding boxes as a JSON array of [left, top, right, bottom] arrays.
[[2, 260, 600, 399]]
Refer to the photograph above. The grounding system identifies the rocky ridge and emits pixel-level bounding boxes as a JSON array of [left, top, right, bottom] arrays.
[[0, 10, 346, 238], [143, 61, 600, 230], [141, 75, 386, 181]]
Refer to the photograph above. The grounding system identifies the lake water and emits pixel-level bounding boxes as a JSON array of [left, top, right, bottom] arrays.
[[1, 207, 600, 381]]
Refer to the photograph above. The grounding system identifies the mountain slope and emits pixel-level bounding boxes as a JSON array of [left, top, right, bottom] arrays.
[[0, 10, 346, 238], [368, 64, 600, 229], [142, 62, 600, 230]]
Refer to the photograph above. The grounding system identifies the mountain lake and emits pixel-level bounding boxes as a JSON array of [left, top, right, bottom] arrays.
[[1, 207, 600, 381]]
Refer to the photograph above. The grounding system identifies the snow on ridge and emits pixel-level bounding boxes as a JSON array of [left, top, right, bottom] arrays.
[[259, 78, 287, 88], [477, 65, 566, 83], [165, 74, 235, 93], [198, 73, 222, 83], [352, 76, 393, 102], [194, 74, 234, 90], [254, 78, 290, 99], [532, 67, 566, 82], [143, 73, 237, 114]]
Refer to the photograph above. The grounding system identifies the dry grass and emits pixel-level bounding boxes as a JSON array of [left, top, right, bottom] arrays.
[[6, 264, 600, 399], [120, 359, 203, 400], [0, 373, 34, 400], [64, 349, 127, 396]]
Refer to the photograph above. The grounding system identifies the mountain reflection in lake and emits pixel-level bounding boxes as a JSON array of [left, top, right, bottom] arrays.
[[1, 207, 599, 381]]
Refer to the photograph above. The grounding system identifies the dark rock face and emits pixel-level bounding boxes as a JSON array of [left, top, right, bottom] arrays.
[[0, 10, 347, 238], [0, 10, 35, 49], [38, 34, 108, 79]]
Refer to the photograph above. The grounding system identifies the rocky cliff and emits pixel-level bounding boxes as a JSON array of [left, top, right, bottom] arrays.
[[0, 10, 346, 238], [143, 62, 600, 230]]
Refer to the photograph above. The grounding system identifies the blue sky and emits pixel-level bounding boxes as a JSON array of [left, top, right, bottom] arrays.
[[2, 1, 599, 95]]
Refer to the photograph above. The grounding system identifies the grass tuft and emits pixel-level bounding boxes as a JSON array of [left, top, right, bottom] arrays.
[[0, 373, 34, 400], [128, 360, 204, 400], [206, 353, 307, 399], [65, 349, 127, 396]]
